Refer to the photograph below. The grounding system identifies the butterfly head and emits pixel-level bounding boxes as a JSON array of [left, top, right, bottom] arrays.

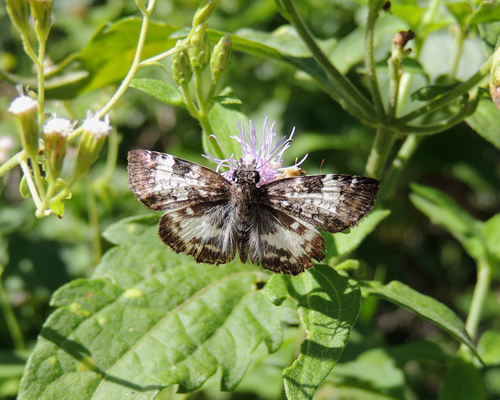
[[232, 158, 261, 186]]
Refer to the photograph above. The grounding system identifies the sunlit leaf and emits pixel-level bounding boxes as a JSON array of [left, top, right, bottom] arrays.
[[477, 330, 500, 366], [409, 183, 489, 263], [283, 265, 361, 400], [18, 216, 291, 399], [130, 79, 185, 107], [466, 99, 500, 151], [361, 280, 478, 355]]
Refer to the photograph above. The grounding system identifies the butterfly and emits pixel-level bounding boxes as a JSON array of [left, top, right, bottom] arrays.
[[128, 149, 380, 275]]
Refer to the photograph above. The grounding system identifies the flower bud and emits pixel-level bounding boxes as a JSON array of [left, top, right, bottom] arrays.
[[6, 0, 30, 35], [29, 0, 53, 42], [189, 22, 208, 47], [172, 42, 193, 85], [42, 116, 73, 180], [8, 95, 39, 159], [210, 33, 232, 82], [189, 31, 210, 72], [192, 0, 222, 28], [73, 112, 112, 179]]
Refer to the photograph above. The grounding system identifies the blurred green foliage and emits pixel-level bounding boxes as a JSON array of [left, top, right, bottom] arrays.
[[0, 0, 500, 399]]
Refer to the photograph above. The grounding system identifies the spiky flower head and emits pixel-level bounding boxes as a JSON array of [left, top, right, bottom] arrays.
[[204, 115, 307, 187], [73, 112, 112, 179], [42, 116, 74, 180], [8, 94, 39, 159]]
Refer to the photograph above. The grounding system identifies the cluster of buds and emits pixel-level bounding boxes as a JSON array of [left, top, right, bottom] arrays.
[[42, 116, 74, 181], [6, 0, 54, 41], [171, 0, 231, 87]]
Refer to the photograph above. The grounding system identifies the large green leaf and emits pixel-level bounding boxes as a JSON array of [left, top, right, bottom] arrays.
[[325, 210, 390, 259], [361, 280, 477, 356], [468, 1, 500, 24], [205, 103, 246, 160], [439, 358, 485, 400], [18, 216, 290, 399], [130, 79, 185, 107], [266, 265, 361, 400], [409, 183, 490, 263], [477, 330, 500, 366], [465, 99, 500, 151]]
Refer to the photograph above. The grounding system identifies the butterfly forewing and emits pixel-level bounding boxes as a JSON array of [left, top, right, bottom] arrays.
[[128, 149, 231, 211], [128, 150, 236, 264], [261, 174, 380, 234]]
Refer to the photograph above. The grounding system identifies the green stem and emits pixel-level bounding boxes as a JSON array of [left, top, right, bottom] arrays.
[[194, 70, 208, 116], [30, 156, 46, 200], [364, 127, 398, 179], [19, 157, 42, 209], [94, 126, 120, 188], [180, 83, 202, 119], [397, 56, 492, 125], [0, 266, 26, 350], [400, 97, 479, 135], [86, 177, 101, 268], [379, 134, 422, 200], [36, 38, 46, 127], [465, 259, 492, 341], [36, 178, 57, 218], [365, 4, 385, 117], [448, 26, 465, 81], [96, 0, 157, 119], [280, 0, 377, 123], [0, 150, 25, 178]]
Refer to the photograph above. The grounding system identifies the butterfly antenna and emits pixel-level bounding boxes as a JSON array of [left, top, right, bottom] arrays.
[[209, 135, 235, 166], [320, 159, 325, 174], [256, 138, 293, 170]]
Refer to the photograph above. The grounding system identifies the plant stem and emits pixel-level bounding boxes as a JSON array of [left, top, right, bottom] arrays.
[[180, 83, 202, 119], [19, 157, 42, 209], [86, 177, 101, 268], [364, 127, 398, 179], [0, 266, 26, 350], [397, 56, 492, 125], [465, 259, 492, 341], [279, 0, 377, 123], [448, 26, 465, 81], [378, 134, 422, 200], [36, 38, 47, 127], [365, 3, 385, 117], [0, 150, 25, 178]]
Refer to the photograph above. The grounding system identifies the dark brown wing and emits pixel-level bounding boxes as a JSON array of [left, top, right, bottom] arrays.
[[260, 174, 380, 233]]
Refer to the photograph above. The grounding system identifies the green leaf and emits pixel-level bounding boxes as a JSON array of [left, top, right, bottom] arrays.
[[31, 18, 180, 99], [18, 215, 290, 399], [206, 103, 246, 160], [477, 330, 500, 366], [444, 1, 474, 24], [361, 280, 478, 356], [468, 1, 500, 24], [325, 210, 390, 259], [330, 348, 405, 399], [0, 350, 30, 398], [439, 358, 485, 400], [466, 99, 500, 151], [390, 2, 425, 30], [283, 265, 361, 400], [19, 176, 30, 198], [211, 95, 243, 105], [49, 201, 64, 218], [482, 213, 500, 264], [130, 79, 185, 107], [410, 82, 461, 101], [265, 273, 289, 306], [409, 183, 489, 263]]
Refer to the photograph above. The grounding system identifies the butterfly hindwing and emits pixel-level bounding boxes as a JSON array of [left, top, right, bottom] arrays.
[[248, 205, 325, 275], [128, 149, 231, 211], [260, 174, 380, 233], [159, 201, 237, 265]]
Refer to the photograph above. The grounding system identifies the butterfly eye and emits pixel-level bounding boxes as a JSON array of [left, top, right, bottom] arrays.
[[254, 171, 260, 184], [232, 170, 238, 182]]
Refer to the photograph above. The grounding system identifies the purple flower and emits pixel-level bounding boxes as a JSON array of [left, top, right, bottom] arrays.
[[204, 115, 307, 186]]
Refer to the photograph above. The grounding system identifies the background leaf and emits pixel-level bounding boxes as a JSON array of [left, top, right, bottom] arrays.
[[465, 99, 500, 151], [439, 358, 485, 400], [409, 183, 490, 263], [130, 79, 185, 107], [361, 280, 477, 355], [18, 216, 289, 399], [283, 265, 361, 400]]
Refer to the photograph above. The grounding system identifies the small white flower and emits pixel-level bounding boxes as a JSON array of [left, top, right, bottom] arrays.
[[42, 116, 74, 137], [81, 112, 112, 138], [8, 95, 38, 115]]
